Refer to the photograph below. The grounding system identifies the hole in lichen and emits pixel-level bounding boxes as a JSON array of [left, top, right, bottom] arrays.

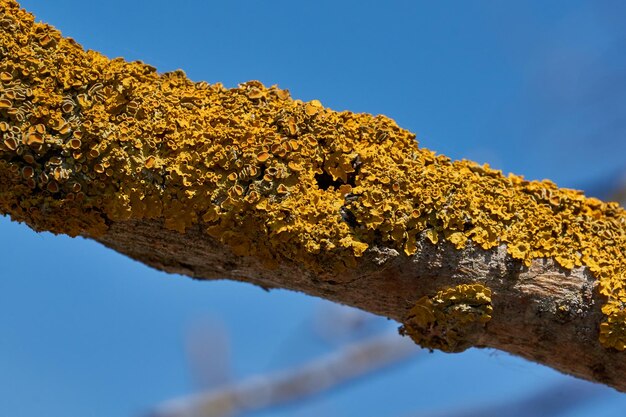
[[351, 154, 362, 173], [315, 156, 360, 191], [340, 206, 358, 228], [257, 163, 266, 180], [344, 172, 357, 188], [315, 171, 342, 191]]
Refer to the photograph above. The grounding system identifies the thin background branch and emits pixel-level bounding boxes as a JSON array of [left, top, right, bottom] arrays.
[[148, 331, 419, 417]]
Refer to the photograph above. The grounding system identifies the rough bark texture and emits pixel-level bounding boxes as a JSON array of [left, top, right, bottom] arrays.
[[96, 218, 625, 392]]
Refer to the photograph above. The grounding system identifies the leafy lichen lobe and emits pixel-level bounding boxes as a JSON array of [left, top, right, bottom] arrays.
[[400, 284, 493, 353], [0, 0, 624, 349]]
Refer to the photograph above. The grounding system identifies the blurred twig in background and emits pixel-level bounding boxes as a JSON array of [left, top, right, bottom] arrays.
[[409, 379, 607, 417], [313, 304, 384, 345], [184, 318, 232, 390], [148, 331, 419, 417]]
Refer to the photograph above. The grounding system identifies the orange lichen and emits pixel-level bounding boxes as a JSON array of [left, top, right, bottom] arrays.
[[600, 301, 626, 350], [400, 284, 493, 352], [0, 0, 625, 349]]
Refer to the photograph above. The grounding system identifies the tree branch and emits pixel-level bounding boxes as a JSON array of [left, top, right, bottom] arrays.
[[149, 331, 418, 417], [1, 0, 625, 392], [411, 379, 607, 417]]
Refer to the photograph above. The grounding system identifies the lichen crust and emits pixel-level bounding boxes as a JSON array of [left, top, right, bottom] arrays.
[[0, 0, 624, 349], [400, 284, 493, 353]]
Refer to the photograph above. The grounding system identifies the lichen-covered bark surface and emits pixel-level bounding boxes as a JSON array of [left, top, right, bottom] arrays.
[[1, 0, 625, 391]]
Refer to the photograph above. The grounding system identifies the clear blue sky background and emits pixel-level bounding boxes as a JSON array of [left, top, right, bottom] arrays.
[[1, 1, 625, 416]]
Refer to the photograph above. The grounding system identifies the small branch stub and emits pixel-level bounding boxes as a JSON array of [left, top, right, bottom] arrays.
[[400, 284, 493, 353]]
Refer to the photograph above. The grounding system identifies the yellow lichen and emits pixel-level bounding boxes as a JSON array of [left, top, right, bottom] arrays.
[[0, 0, 625, 349], [400, 284, 493, 352], [600, 299, 626, 350]]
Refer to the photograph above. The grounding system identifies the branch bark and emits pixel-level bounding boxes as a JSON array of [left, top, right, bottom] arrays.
[[1, 0, 625, 392], [97, 219, 621, 390]]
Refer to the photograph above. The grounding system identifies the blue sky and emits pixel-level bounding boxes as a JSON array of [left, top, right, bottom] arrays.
[[1, 1, 625, 416]]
